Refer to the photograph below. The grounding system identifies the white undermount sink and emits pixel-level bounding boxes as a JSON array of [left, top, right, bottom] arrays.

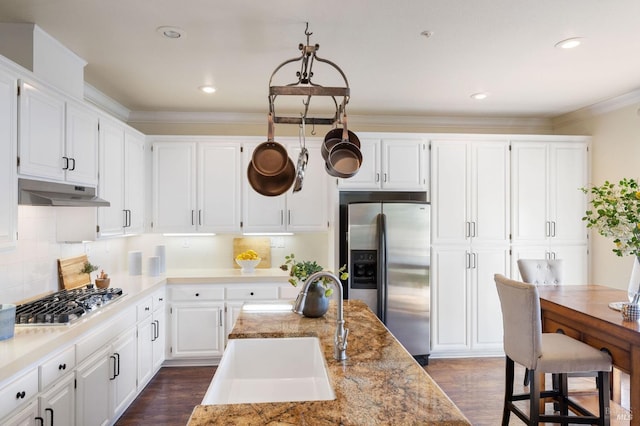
[[201, 337, 335, 404]]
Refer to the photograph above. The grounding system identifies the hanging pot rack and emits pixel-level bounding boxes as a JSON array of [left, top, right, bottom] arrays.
[[268, 23, 350, 126]]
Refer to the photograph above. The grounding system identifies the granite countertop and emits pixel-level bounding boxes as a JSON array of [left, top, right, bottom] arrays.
[[188, 300, 470, 425]]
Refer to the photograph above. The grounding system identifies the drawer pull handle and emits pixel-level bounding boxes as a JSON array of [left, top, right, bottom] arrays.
[[250, 292, 254, 296], [145, 306, 150, 311], [195, 293, 200, 297], [16, 390, 26, 399], [58, 363, 66, 370]]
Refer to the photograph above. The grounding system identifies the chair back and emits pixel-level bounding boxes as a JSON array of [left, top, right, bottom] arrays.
[[517, 259, 563, 285], [494, 274, 543, 370]]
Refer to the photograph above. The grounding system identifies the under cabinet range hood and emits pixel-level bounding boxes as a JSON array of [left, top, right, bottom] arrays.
[[18, 178, 110, 207]]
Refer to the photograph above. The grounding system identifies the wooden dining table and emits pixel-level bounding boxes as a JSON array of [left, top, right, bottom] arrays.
[[537, 284, 637, 424]]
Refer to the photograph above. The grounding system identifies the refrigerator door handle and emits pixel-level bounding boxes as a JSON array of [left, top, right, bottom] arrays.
[[377, 213, 387, 323]]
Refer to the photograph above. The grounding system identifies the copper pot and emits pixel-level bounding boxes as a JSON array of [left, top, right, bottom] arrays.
[[247, 157, 295, 196], [252, 113, 289, 177]]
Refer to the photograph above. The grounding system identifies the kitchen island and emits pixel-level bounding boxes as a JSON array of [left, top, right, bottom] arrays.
[[188, 299, 470, 425]]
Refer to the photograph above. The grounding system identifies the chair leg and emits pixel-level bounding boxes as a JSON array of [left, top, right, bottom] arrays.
[[523, 367, 530, 386], [529, 368, 540, 424], [557, 373, 569, 425], [503, 356, 514, 426], [598, 371, 611, 426]]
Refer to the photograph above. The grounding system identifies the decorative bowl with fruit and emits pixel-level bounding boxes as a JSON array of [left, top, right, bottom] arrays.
[[235, 250, 261, 273]]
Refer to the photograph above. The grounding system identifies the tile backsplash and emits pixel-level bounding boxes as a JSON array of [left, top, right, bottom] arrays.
[[0, 206, 330, 303]]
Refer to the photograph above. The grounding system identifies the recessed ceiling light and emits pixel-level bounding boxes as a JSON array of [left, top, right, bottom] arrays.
[[156, 26, 185, 39], [470, 92, 488, 100], [199, 85, 216, 94], [555, 37, 582, 49]]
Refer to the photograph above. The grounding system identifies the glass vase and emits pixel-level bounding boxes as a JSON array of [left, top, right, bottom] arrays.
[[628, 256, 640, 303]]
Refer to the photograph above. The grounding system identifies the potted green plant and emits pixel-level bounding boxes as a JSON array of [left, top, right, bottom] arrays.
[[581, 178, 640, 302], [81, 261, 99, 283], [280, 253, 348, 317]]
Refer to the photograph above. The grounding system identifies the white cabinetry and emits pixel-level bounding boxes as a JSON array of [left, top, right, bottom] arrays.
[[337, 137, 428, 191], [151, 139, 242, 233], [17, 79, 98, 185], [1, 400, 38, 426], [0, 67, 17, 248], [38, 373, 75, 426], [242, 140, 329, 232], [169, 286, 225, 359], [431, 139, 510, 245], [0, 369, 38, 422], [431, 246, 509, 355], [511, 139, 589, 284], [111, 329, 137, 418], [137, 289, 166, 390], [430, 138, 510, 357], [75, 346, 111, 426], [98, 118, 146, 237]]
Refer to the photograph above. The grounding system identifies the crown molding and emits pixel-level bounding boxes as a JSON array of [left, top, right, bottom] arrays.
[[553, 88, 640, 128], [128, 110, 552, 133], [83, 83, 131, 122]]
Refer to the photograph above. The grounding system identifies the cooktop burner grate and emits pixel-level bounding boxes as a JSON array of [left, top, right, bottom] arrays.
[[15, 287, 124, 325]]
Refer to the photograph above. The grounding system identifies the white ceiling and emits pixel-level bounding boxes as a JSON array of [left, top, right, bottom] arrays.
[[2, 0, 640, 120]]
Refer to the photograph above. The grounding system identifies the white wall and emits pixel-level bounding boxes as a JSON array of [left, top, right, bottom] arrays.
[[554, 103, 640, 289]]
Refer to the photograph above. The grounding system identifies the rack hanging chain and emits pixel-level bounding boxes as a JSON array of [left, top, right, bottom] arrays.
[[267, 23, 350, 126]]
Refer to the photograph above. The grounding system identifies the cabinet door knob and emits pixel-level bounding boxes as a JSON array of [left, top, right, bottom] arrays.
[[250, 292, 254, 296], [145, 306, 150, 311], [16, 390, 25, 399]]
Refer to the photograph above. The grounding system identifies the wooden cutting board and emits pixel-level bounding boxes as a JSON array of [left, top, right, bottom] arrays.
[[232, 238, 271, 268], [58, 254, 91, 289]]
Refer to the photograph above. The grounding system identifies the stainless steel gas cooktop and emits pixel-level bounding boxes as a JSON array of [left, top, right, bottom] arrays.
[[15, 287, 124, 325]]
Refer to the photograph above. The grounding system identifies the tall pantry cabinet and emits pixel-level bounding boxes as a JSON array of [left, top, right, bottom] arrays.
[[510, 140, 589, 284], [430, 139, 510, 356], [0, 67, 17, 249]]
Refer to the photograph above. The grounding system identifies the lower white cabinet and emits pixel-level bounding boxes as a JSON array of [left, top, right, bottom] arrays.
[[431, 245, 508, 356], [39, 373, 75, 426], [137, 291, 166, 389], [170, 302, 225, 359], [1, 400, 39, 426], [76, 328, 137, 426]]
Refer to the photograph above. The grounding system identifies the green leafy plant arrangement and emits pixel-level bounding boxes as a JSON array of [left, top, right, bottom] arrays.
[[81, 261, 99, 275], [280, 253, 348, 297], [581, 178, 640, 257]]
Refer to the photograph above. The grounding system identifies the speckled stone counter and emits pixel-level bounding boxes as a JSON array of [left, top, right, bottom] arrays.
[[188, 300, 470, 425]]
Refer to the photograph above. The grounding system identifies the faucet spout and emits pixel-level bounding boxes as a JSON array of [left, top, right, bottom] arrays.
[[293, 271, 348, 361]]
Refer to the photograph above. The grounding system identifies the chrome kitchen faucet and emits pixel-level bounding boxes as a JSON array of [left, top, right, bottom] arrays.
[[292, 271, 348, 361]]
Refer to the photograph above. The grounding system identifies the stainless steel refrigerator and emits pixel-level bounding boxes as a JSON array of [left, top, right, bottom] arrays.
[[347, 201, 431, 363]]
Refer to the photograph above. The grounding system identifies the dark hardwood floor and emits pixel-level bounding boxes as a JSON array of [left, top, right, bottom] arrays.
[[115, 366, 216, 426], [116, 359, 630, 425]]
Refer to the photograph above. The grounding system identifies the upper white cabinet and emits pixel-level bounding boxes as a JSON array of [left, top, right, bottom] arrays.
[[431, 139, 510, 246], [337, 137, 428, 191], [98, 117, 145, 237], [0, 67, 17, 248], [17, 79, 98, 185], [151, 139, 242, 233], [242, 140, 329, 233], [511, 140, 589, 245]]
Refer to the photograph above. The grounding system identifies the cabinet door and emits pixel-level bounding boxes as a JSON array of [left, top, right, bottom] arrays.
[[76, 346, 111, 426], [17, 80, 65, 181], [111, 328, 137, 418], [549, 143, 588, 244], [170, 303, 224, 358], [152, 310, 166, 371], [431, 141, 469, 244], [470, 141, 510, 244], [124, 130, 145, 234], [1, 400, 38, 426], [471, 247, 508, 351], [137, 316, 154, 389], [39, 373, 75, 426], [98, 118, 125, 237], [66, 100, 99, 185], [382, 139, 426, 189], [431, 246, 470, 353], [241, 142, 286, 232], [511, 142, 549, 244], [152, 142, 197, 232], [198, 143, 241, 233], [337, 138, 381, 189], [0, 69, 17, 248], [287, 142, 329, 231]]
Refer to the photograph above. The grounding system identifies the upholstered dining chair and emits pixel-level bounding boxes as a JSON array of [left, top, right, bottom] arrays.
[[494, 274, 611, 426], [517, 258, 563, 386]]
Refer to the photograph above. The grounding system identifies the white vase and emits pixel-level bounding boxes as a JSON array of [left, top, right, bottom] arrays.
[[628, 256, 640, 303]]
